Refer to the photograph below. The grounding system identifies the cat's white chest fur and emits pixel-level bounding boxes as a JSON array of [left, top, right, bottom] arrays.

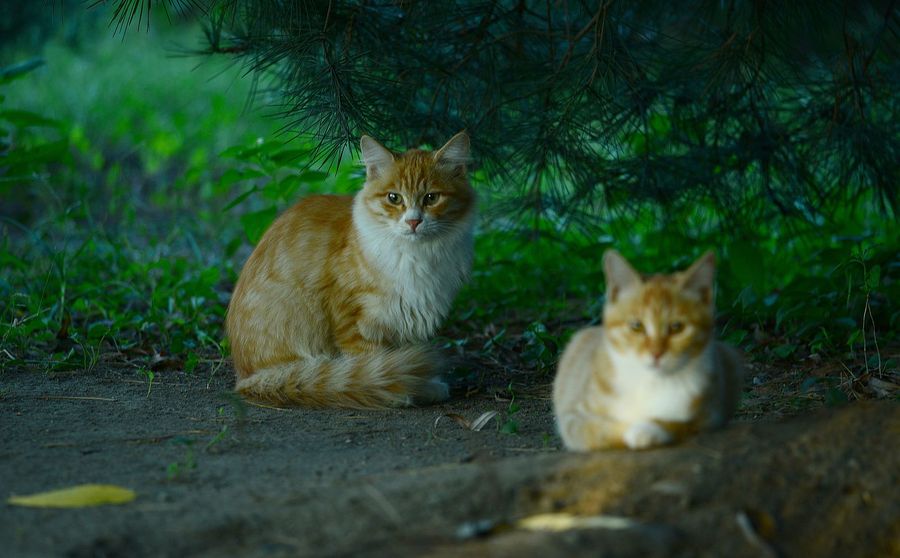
[[604, 345, 713, 424], [353, 198, 474, 342]]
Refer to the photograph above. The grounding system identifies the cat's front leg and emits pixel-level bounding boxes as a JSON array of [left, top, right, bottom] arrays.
[[622, 421, 672, 450], [557, 412, 626, 451]]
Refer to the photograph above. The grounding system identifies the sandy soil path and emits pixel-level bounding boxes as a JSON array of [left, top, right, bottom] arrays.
[[1, 366, 897, 557]]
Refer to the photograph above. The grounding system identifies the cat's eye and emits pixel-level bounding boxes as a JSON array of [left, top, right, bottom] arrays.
[[628, 320, 645, 333], [423, 192, 440, 206], [386, 192, 402, 205], [668, 321, 685, 334]]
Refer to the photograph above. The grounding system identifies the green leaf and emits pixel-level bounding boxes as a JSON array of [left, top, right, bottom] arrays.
[[225, 235, 243, 257], [727, 241, 767, 293], [269, 148, 311, 165], [184, 352, 199, 374], [775, 305, 795, 330], [627, 132, 647, 154], [255, 139, 288, 155], [724, 328, 748, 344], [772, 343, 796, 358], [0, 58, 44, 85], [866, 265, 881, 292], [272, 174, 303, 200], [0, 109, 62, 129], [0, 250, 27, 271], [198, 266, 220, 288], [217, 168, 252, 190], [2, 139, 69, 167], [218, 145, 248, 158], [223, 186, 259, 211], [499, 420, 518, 435], [735, 286, 757, 310], [649, 112, 671, 136], [239, 206, 278, 244], [218, 143, 264, 160], [298, 170, 329, 183]]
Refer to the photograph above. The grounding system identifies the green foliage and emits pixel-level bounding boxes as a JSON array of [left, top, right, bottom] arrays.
[[0, 59, 70, 197], [98, 0, 900, 230], [720, 227, 899, 366], [499, 382, 520, 435], [140, 367, 155, 397], [0, 26, 279, 373], [0, 7, 897, 403], [166, 437, 198, 480], [218, 137, 360, 245], [449, 209, 898, 376], [0, 218, 232, 371]]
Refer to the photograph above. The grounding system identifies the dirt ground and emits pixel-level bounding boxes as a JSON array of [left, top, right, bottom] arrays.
[[1, 360, 898, 557]]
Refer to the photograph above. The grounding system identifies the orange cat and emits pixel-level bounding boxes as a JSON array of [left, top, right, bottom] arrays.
[[553, 250, 743, 450], [226, 132, 475, 408]]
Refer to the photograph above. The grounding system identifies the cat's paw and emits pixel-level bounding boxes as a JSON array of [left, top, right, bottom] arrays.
[[412, 379, 450, 405], [623, 421, 672, 450]]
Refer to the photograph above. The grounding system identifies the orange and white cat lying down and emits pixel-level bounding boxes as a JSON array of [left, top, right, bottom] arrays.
[[225, 132, 475, 408], [553, 250, 743, 450]]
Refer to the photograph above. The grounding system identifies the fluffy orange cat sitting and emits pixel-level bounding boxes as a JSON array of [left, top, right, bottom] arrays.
[[553, 250, 743, 450], [226, 132, 474, 408]]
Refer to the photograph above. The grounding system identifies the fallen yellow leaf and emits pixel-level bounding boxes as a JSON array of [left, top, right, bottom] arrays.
[[7, 484, 136, 508], [517, 513, 639, 532]]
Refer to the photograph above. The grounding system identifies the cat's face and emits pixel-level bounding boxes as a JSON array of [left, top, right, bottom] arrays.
[[359, 133, 475, 240], [602, 250, 715, 373]]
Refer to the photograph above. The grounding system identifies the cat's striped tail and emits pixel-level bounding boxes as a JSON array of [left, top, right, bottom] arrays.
[[234, 346, 449, 409]]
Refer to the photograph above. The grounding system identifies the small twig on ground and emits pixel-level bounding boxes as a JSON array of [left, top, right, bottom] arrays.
[[41, 395, 117, 402], [245, 400, 289, 411]]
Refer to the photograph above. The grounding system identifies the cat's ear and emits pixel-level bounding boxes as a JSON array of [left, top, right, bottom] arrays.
[[433, 131, 470, 174], [679, 251, 716, 304], [603, 249, 642, 303], [360, 135, 395, 180]]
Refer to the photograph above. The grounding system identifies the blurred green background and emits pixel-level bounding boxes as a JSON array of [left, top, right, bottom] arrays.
[[0, 3, 896, 399]]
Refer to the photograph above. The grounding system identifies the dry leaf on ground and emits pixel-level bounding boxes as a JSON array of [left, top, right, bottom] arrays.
[[7, 484, 136, 508]]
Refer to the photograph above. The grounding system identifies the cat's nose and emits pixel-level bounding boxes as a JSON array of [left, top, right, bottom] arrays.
[[406, 219, 422, 232]]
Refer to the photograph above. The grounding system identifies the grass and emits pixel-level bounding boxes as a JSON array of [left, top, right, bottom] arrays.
[[1, 15, 898, 412], [1, 21, 276, 374]]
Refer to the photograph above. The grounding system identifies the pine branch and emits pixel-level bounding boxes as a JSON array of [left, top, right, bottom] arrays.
[[89, 0, 900, 228]]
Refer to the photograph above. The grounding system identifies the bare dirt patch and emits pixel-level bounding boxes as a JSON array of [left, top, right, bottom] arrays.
[[1, 361, 897, 557]]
